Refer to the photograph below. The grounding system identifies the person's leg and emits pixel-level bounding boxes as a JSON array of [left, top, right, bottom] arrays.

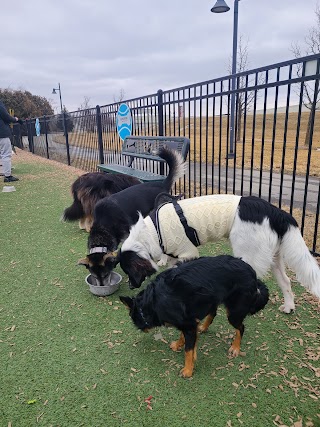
[[0, 138, 12, 177], [0, 138, 19, 182]]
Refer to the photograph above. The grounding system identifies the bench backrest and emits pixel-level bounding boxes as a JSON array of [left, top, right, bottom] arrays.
[[122, 136, 190, 162]]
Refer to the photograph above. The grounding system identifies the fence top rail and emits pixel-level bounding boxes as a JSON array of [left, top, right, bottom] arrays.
[[99, 92, 158, 110], [162, 53, 320, 95], [26, 53, 320, 123]]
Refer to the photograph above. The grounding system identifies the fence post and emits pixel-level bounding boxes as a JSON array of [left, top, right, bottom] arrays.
[[43, 115, 50, 159], [96, 105, 104, 164], [157, 89, 164, 137], [157, 89, 164, 175], [27, 119, 34, 153], [63, 112, 71, 165]]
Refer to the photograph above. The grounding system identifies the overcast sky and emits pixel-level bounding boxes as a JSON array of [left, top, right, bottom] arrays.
[[1, 0, 319, 113]]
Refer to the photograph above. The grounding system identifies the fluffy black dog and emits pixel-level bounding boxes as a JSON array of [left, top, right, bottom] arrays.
[[120, 255, 269, 378], [78, 146, 185, 285], [62, 172, 140, 232]]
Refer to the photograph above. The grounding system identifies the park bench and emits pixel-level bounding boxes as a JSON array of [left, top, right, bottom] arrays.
[[97, 135, 190, 182]]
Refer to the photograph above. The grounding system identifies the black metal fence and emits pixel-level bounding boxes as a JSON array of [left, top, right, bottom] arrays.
[[18, 54, 320, 255]]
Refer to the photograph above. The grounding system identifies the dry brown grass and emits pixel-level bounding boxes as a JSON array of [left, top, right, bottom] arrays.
[[186, 111, 320, 176], [59, 111, 320, 177]]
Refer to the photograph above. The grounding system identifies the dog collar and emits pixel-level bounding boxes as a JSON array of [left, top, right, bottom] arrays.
[[89, 247, 108, 254]]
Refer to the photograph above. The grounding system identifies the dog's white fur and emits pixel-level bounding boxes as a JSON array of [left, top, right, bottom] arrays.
[[121, 207, 320, 314]]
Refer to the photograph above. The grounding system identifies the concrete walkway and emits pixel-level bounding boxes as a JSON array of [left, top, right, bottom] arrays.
[[189, 162, 319, 212]]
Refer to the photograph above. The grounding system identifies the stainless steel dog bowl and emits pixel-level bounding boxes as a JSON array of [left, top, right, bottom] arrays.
[[85, 272, 122, 296]]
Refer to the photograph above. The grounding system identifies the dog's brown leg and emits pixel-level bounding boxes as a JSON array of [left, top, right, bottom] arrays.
[[79, 218, 86, 230], [198, 310, 216, 333], [180, 329, 197, 378], [228, 325, 244, 357], [85, 216, 93, 233], [170, 332, 185, 352]]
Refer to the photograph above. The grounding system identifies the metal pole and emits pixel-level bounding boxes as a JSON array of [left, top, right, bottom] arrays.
[[228, 0, 239, 159], [58, 83, 63, 113]]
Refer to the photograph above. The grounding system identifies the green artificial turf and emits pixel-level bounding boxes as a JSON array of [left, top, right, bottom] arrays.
[[0, 154, 319, 427]]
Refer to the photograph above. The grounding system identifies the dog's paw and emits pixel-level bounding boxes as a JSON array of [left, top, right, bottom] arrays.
[[157, 254, 168, 267], [198, 323, 208, 334], [170, 341, 183, 352], [279, 304, 295, 314], [228, 345, 240, 357], [180, 367, 193, 378]]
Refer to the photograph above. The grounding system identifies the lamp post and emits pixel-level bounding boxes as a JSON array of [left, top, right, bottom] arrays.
[[211, 0, 239, 159], [52, 83, 63, 113]]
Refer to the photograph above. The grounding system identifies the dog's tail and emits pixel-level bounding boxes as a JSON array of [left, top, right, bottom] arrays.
[[280, 225, 320, 298], [62, 190, 84, 221], [158, 147, 186, 191], [250, 279, 269, 315]]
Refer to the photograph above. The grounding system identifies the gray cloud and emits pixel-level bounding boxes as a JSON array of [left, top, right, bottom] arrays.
[[1, 0, 318, 112]]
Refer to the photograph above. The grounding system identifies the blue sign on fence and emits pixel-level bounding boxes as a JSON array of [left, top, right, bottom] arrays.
[[35, 118, 41, 136], [116, 103, 132, 141]]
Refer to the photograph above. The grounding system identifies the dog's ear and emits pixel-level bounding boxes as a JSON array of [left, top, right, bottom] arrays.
[[119, 296, 133, 309], [114, 251, 120, 266], [77, 257, 90, 267]]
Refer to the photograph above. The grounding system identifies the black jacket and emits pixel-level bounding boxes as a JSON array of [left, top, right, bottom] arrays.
[[0, 101, 16, 138]]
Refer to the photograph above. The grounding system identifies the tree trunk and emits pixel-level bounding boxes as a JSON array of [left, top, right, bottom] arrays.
[[304, 108, 313, 147], [236, 102, 242, 143]]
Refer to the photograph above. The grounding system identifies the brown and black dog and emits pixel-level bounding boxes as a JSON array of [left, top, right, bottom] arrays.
[[62, 172, 140, 232], [120, 255, 269, 378]]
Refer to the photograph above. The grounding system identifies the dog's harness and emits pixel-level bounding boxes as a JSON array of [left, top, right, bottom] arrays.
[[149, 200, 200, 252]]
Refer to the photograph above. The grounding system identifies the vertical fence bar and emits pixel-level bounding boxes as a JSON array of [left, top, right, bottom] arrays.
[[157, 89, 164, 175], [240, 75, 249, 196], [157, 89, 164, 137], [211, 83, 216, 195], [249, 72, 258, 196], [290, 62, 305, 215], [27, 120, 34, 153], [96, 105, 104, 165], [258, 70, 269, 198], [301, 60, 320, 236], [278, 64, 293, 209], [63, 111, 71, 166], [268, 67, 280, 203], [312, 181, 320, 254], [44, 115, 49, 159]]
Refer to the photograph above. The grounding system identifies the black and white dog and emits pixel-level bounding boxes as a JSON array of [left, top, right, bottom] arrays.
[[119, 194, 320, 313]]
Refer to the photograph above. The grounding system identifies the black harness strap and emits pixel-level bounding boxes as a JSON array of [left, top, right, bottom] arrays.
[[149, 200, 200, 251], [172, 200, 200, 247], [149, 204, 165, 252]]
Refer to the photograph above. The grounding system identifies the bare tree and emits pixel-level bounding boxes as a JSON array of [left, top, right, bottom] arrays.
[[78, 96, 95, 133], [291, 4, 320, 146], [79, 96, 91, 111], [113, 89, 125, 105]]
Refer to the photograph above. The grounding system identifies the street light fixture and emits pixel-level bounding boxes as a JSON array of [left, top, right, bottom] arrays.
[[52, 83, 63, 113], [211, 0, 239, 159]]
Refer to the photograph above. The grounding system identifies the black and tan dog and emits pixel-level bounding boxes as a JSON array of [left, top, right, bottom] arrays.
[[78, 147, 186, 285], [120, 255, 269, 378], [62, 172, 141, 232]]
